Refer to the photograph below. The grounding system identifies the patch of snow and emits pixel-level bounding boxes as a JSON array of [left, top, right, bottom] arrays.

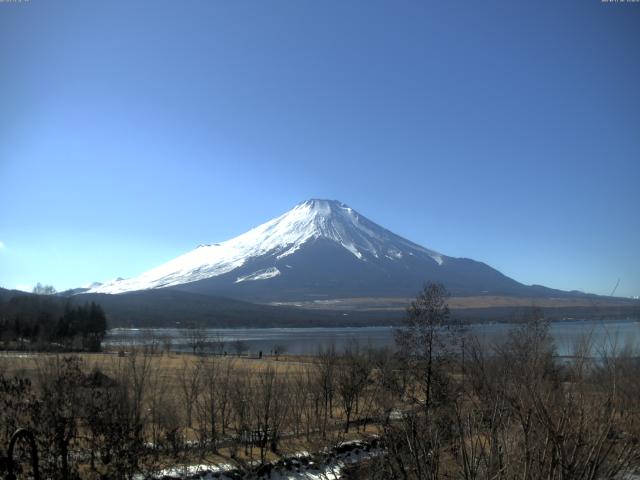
[[235, 267, 281, 283], [134, 462, 235, 480], [137, 440, 381, 480]]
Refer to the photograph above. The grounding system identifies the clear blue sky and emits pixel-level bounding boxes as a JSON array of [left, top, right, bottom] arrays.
[[1, 1, 638, 297]]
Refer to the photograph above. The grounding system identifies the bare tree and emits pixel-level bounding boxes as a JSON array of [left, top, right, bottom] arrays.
[[336, 341, 370, 433], [196, 355, 234, 453], [32, 282, 56, 295], [233, 339, 248, 357], [178, 357, 202, 428], [229, 370, 251, 459], [34, 355, 84, 479], [211, 332, 225, 355], [145, 360, 170, 455], [365, 283, 459, 480], [395, 282, 458, 415], [250, 365, 290, 463], [317, 343, 337, 439], [273, 343, 287, 361], [184, 324, 207, 355], [160, 334, 173, 355]]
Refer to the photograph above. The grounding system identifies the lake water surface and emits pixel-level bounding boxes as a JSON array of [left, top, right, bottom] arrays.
[[104, 318, 640, 357]]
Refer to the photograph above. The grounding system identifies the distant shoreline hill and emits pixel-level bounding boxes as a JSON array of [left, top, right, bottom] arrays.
[[2, 287, 637, 330], [35, 199, 640, 327]]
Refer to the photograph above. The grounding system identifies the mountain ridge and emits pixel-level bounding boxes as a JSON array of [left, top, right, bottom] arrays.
[[83, 199, 593, 302]]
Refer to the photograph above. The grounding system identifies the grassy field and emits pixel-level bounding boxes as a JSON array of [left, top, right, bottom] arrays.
[[272, 294, 640, 311], [0, 350, 319, 390]]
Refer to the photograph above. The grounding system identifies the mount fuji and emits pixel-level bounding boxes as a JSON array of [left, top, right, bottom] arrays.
[[85, 199, 566, 302]]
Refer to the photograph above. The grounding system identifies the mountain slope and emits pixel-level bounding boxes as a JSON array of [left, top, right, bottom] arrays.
[[86, 199, 573, 301]]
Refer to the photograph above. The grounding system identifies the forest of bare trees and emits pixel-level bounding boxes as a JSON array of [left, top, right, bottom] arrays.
[[1, 284, 639, 479]]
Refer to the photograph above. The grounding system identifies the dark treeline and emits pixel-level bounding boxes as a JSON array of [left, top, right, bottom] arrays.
[[0, 292, 107, 351]]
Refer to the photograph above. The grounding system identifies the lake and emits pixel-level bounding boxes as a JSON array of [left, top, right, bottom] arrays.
[[104, 318, 640, 357]]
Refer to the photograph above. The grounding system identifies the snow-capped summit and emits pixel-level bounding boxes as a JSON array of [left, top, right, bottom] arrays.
[[86, 199, 530, 300], [88, 199, 441, 295]]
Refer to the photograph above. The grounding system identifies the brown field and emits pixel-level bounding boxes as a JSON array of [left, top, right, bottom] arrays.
[[270, 294, 637, 311], [0, 350, 315, 384]]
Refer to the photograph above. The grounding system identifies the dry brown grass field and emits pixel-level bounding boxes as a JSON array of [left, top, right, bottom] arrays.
[[272, 294, 638, 312], [0, 350, 313, 380]]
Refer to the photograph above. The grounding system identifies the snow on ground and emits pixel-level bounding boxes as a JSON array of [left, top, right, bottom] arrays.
[[136, 440, 381, 480]]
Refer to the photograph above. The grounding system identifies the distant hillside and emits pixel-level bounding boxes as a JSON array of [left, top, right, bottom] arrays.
[[76, 289, 399, 328], [72, 289, 640, 328], [2, 287, 638, 329]]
